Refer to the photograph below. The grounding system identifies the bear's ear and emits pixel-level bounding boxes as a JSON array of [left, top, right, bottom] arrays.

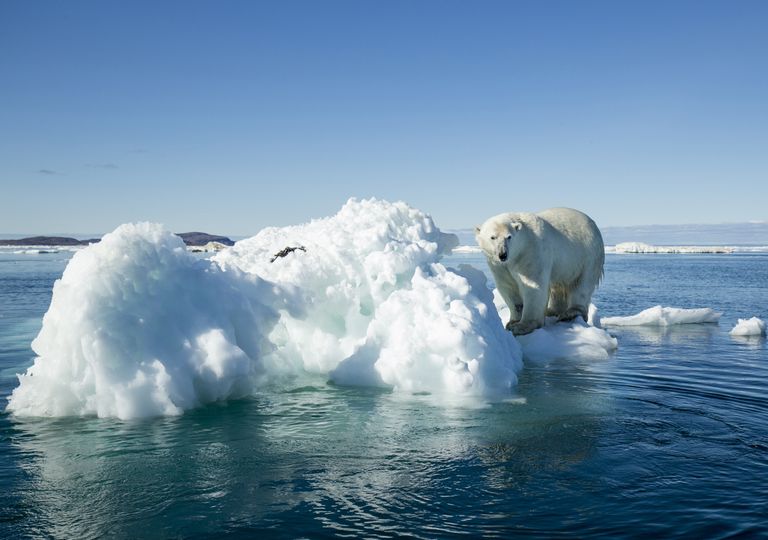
[[510, 221, 523, 231], [474, 225, 481, 236]]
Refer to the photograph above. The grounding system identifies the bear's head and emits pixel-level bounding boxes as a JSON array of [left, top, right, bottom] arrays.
[[475, 216, 523, 264]]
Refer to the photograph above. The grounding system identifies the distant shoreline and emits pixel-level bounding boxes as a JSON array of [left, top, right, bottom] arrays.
[[0, 232, 234, 248], [453, 244, 768, 255]]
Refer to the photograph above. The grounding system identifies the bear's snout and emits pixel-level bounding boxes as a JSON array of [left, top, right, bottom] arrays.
[[498, 250, 508, 262]]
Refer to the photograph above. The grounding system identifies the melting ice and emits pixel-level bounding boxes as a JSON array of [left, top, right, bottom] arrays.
[[730, 317, 766, 337], [8, 199, 532, 418]]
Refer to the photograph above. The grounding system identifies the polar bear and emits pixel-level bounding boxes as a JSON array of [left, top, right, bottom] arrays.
[[475, 208, 604, 335]]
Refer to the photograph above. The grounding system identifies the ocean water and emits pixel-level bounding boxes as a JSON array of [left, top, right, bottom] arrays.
[[1, 250, 767, 539]]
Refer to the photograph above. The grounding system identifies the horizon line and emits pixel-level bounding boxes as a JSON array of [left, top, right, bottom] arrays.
[[1, 220, 767, 240]]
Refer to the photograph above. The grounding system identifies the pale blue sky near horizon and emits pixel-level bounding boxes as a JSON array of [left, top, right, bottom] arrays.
[[1, 0, 766, 236]]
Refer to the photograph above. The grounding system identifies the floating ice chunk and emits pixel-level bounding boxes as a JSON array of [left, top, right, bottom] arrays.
[[331, 264, 522, 398], [516, 317, 618, 363], [492, 289, 615, 362], [601, 305, 722, 326], [729, 317, 766, 337], [6, 223, 287, 419], [13, 249, 60, 254]]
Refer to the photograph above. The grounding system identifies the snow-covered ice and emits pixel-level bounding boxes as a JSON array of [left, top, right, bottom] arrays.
[[493, 291, 616, 362], [601, 305, 722, 326], [729, 317, 766, 337]]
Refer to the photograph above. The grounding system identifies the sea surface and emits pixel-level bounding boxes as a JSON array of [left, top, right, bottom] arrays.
[[1, 249, 767, 539]]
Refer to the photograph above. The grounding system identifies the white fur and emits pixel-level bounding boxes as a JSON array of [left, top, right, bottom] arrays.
[[475, 208, 604, 335]]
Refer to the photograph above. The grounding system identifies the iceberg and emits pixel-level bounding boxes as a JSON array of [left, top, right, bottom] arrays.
[[729, 317, 766, 337], [7, 199, 524, 418], [601, 305, 722, 327]]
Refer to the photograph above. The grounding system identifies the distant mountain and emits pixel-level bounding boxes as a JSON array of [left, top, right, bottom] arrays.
[[0, 236, 100, 246], [448, 222, 768, 247], [176, 232, 235, 247], [0, 232, 235, 247]]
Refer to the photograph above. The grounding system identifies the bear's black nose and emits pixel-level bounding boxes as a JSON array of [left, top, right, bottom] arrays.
[[499, 252, 507, 262]]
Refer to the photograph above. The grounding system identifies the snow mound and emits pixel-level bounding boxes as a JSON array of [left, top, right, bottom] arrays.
[[6, 223, 289, 419], [602, 305, 722, 326], [729, 317, 766, 337]]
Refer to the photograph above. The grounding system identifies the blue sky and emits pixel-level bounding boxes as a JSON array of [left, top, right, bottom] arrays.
[[1, 1, 766, 235]]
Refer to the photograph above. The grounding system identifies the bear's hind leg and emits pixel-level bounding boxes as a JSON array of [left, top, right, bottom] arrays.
[[547, 284, 569, 318], [560, 279, 594, 323]]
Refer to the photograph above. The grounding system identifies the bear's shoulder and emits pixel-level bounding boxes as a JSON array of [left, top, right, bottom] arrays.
[[537, 207, 596, 225]]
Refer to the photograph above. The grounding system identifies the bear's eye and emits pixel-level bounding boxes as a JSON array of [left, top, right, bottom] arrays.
[[506, 234, 512, 240], [490, 236, 497, 241]]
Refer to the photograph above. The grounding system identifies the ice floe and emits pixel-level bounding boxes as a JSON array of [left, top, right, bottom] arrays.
[[601, 305, 722, 326], [515, 318, 618, 363], [492, 291, 616, 362], [729, 317, 766, 337]]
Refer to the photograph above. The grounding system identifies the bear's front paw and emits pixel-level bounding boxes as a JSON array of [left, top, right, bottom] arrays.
[[505, 317, 521, 331], [509, 320, 541, 336]]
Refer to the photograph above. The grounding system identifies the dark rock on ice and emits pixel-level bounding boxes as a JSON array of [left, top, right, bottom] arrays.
[[270, 246, 306, 263], [176, 232, 235, 247]]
